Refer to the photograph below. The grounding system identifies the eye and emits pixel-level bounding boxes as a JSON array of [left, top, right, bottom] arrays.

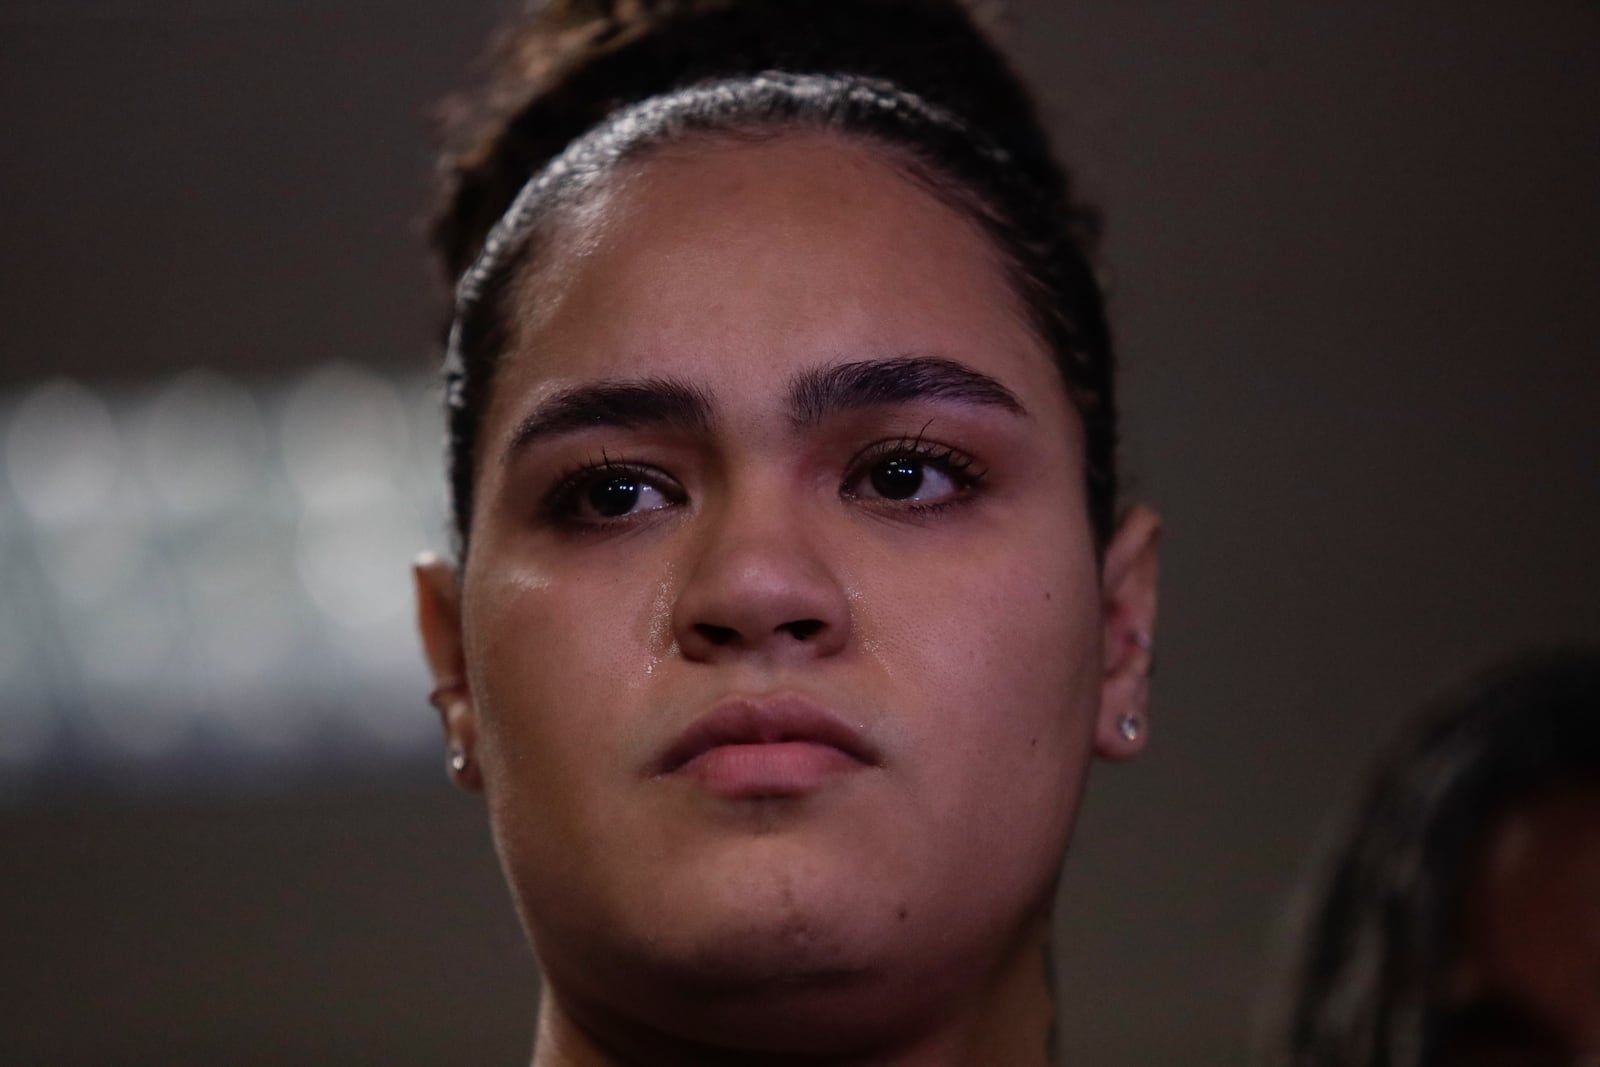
[[856, 456, 959, 503], [543, 461, 685, 528], [842, 436, 985, 509]]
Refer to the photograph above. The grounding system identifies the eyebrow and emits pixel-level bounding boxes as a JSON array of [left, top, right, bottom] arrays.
[[787, 355, 1027, 425], [505, 377, 713, 457], [503, 355, 1024, 458]]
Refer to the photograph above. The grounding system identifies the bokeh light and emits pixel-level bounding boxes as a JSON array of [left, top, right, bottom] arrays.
[[5, 379, 121, 527], [280, 362, 410, 512], [0, 366, 447, 784], [140, 369, 267, 517]]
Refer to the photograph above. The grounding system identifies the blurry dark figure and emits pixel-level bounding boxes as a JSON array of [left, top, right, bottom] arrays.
[[1272, 647, 1600, 1067]]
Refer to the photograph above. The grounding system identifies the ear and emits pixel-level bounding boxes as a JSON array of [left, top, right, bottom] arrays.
[[414, 551, 482, 792], [1093, 504, 1161, 761]]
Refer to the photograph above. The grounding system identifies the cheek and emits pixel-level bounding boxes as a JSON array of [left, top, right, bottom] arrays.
[[863, 500, 1101, 698], [856, 513, 1103, 830], [461, 552, 671, 808]]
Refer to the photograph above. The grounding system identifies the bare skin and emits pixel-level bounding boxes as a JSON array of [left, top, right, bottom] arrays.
[[416, 130, 1159, 1066], [1448, 782, 1600, 1064]]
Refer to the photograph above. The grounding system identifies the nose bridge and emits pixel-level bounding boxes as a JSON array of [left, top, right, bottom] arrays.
[[672, 471, 850, 660]]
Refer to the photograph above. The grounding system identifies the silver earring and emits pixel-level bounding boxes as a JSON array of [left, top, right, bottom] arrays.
[[1131, 630, 1156, 678], [448, 744, 469, 775], [1117, 714, 1141, 743]]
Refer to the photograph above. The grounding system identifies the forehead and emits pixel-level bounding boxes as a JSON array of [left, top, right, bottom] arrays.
[[499, 130, 1064, 409]]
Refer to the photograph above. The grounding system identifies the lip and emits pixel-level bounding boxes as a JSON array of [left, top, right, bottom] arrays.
[[655, 694, 880, 798]]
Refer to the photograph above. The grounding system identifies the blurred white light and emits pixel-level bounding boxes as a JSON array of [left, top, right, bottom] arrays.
[[340, 614, 435, 750], [35, 511, 151, 606], [355, 700, 435, 751], [338, 605, 417, 671], [209, 689, 317, 756], [0, 567, 30, 687], [73, 592, 194, 760], [406, 377, 452, 539], [0, 557, 55, 770], [5, 379, 121, 525], [295, 495, 420, 630], [407, 378, 447, 477], [181, 518, 301, 686], [0, 700, 54, 771], [280, 363, 409, 510], [71, 592, 180, 688], [82, 687, 195, 761], [140, 370, 266, 516], [0, 367, 463, 772]]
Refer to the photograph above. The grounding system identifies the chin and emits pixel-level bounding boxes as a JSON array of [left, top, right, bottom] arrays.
[[534, 845, 977, 1054], [572, 926, 964, 1060], [652, 840, 911, 980]]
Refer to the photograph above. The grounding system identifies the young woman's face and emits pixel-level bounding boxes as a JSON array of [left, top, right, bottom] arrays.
[[419, 131, 1156, 1041]]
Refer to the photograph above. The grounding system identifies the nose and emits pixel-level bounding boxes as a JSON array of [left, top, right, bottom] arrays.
[[671, 491, 852, 664]]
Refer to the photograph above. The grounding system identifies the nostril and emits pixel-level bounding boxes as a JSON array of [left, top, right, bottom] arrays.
[[694, 623, 740, 647], [778, 618, 825, 641]]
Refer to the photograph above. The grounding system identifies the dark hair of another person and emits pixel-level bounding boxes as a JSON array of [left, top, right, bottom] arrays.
[[1275, 646, 1600, 1067], [428, 0, 1116, 556]]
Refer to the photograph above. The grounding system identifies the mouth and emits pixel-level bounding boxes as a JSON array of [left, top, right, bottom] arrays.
[[655, 694, 881, 799]]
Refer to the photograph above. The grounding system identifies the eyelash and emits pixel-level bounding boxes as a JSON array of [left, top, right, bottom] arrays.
[[537, 433, 989, 531], [539, 453, 685, 531], [840, 432, 988, 512]]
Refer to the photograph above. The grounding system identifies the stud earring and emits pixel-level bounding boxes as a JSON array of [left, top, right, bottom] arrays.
[[447, 743, 469, 776], [1130, 630, 1156, 678], [1117, 713, 1142, 743]]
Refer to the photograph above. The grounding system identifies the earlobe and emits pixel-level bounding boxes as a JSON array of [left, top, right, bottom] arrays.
[[414, 552, 483, 792], [1094, 505, 1161, 762]]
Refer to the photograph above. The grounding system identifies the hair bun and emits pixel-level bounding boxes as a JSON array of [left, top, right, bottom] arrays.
[[431, 0, 1080, 282]]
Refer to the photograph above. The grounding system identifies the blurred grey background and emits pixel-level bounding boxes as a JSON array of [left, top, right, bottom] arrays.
[[1, 1, 1596, 1063]]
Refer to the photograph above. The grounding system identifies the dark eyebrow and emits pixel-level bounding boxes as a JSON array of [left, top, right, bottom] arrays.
[[787, 356, 1027, 425], [504, 377, 713, 458]]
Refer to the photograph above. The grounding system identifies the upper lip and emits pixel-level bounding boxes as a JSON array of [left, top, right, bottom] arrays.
[[654, 694, 881, 775]]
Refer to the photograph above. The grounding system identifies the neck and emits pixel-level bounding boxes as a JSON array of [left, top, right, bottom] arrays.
[[527, 916, 1061, 1067]]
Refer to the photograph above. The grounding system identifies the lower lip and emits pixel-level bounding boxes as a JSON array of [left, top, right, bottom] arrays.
[[678, 741, 865, 799]]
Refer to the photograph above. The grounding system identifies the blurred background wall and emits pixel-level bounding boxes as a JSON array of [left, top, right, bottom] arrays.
[[1, 1, 1596, 1063]]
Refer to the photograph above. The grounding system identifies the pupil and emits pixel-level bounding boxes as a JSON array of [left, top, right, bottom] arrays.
[[870, 459, 923, 500], [589, 477, 641, 517]]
